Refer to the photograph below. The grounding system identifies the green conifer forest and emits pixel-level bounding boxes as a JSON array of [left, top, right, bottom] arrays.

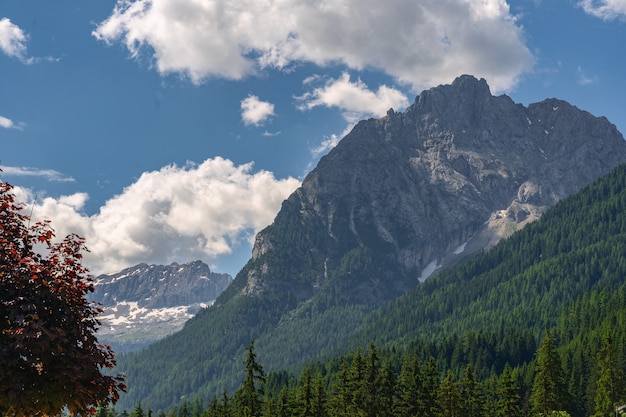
[[111, 163, 626, 416]]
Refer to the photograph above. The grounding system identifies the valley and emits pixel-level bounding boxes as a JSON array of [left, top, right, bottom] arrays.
[[102, 76, 626, 416]]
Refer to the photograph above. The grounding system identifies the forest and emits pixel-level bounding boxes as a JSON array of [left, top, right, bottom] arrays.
[[110, 162, 626, 416], [98, 327, 624, 417]]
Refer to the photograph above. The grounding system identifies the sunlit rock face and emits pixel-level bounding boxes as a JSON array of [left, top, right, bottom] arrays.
[[237, 75, 626, 303]]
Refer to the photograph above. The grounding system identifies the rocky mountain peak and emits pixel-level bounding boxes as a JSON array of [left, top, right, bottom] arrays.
[[92, 260, 231, 309], [91, 260, 232, 352], [231, 75, 626, 304], [411, 75, 495, 127], [419, 74, 492, 106]]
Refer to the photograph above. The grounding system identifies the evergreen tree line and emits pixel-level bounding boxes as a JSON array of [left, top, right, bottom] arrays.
[[102, 327, 625, 417]]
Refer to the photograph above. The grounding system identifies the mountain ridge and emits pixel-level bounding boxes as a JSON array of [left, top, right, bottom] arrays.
[[115, 75, 626, 410], [91, 260, 231, 353], [231, 74, 626, 302]]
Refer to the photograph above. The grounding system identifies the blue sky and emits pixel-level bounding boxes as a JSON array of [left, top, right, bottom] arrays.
[[1, 0, 625, 276]]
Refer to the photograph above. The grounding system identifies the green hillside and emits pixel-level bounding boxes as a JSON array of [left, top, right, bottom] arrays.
[[114, 162, 626, 414]]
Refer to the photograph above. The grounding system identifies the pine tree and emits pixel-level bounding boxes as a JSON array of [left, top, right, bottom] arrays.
[[235, 340, 266, 417], [593, 331, 625, 417], [363, 344, 382, 417], [297, 367, 314, 417], [222, 390, 233, 417], [437, 370, 461, 417], [482, 376, 499, 417], [460, 364, 483, 417], [497, 364, 522, 417], [396, 357, 422, 417], [378, 359, 396, 417], [530, 331, 569, 416], [329, 359, 351, 417], [274, 388, 292, 417], [349, 347, 366, 416], [423, 357, 440, 417], [312, 371, 327, 417]]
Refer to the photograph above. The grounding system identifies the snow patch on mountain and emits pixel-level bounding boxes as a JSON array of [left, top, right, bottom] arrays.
[[91, 260, 231, 352]]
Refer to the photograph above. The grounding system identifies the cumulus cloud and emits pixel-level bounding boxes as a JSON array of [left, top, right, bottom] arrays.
[[17, 158, 300, 275], [1, 166, 74, 182], [297, 73, 409, 123], [241, 95, 276, 126], [93, 0, 533, 91], [0, 18, 30, 62], [579, 0, 626, 20], [0, 115, 25, 130]]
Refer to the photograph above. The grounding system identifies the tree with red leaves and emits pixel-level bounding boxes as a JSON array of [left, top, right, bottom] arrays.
[[0, 179, 125, 417]]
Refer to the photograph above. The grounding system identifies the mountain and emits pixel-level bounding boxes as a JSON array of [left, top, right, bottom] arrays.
[[91, 260, 231, 353], [125, 162, 626, 417], [228, 75, 626, 304], [115, 75, 626, 410]]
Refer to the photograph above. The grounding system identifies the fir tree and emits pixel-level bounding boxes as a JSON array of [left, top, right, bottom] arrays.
[[437, 370, 461, 417], [423, 357, 441, 417], [235, 340, 266, 417], [297, 367, 314, 417], [396, 357, 422, 417], [460, 364, 483, 417], [329, 359, 351, 417], [349, 347, 366, 416], [531, 331, 569, 416], [363, 344, 382, 417], [275, 388, 292, 417], [312, 371, 327, 417], [497, 364, 522, 417], [378, 359, 396, 417], [593, 331, 625, 417]]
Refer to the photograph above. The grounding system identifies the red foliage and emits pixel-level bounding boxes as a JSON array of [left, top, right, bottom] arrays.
[[0, 180, 126, 417]]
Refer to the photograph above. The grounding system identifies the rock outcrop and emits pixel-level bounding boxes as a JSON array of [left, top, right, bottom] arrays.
[[234, 75, 626, 303]]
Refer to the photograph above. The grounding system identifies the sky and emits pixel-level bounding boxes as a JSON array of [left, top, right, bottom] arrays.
[[1, 0, 625, 277]]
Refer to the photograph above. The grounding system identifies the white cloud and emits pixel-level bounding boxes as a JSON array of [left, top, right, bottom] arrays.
[[1, 166, 75, 182], [0, 115, 25, 130], [93, 0, 533, 92], [241, 95, 275, 126], [0, 18, 56, 64], [16, 158, 300, 275], [297, 72, 409, 123], [579, 0, 626, 20], [0, 18, 30, 62]]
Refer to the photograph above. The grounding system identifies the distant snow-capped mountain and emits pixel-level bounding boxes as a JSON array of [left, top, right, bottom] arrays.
[[90, 260, 232, 353]]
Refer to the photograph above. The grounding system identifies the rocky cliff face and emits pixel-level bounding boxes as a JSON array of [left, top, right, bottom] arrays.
[[91, 260, 231, 352], [235, 75, 626, 304]]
